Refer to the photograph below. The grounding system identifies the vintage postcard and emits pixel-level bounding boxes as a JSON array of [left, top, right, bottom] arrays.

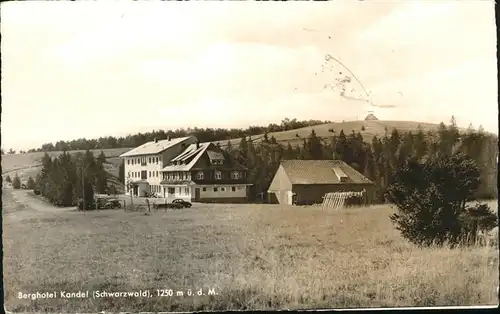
[[1, 0, 498, 312]]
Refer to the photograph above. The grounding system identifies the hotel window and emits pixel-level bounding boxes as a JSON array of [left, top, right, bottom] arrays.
[[156, 171, 159, 177], [127, 159, 130, 165], [231, 171, 240, 180], [184, 188, 189, 194], [221, 187, 226, 192], [156, 157, 159, 164], [202, 187, 207, 191], [149, 171, 151, 177], [175, 173, 180, 180], [232, 186, 236, 192], [196, 171, 204, 180], [215, 171, 222, 180], [213, 187, 218, 192]]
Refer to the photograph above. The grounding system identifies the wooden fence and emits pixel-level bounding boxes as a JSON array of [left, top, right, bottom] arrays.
[[321, 191, 365, 210]]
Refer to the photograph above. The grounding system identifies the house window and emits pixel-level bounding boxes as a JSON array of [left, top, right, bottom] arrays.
[[196, 171, 204, 180], [215, 171, 222, 180], [231, 171, 240, 180], [221, 187, 226, 192], [232, 186, 236, 192], [156, 171, 158, 177], [141, 171, 147, 180], [214, 187, 218, 192], [156, 157, 159, 164], [202, 187, 206, 192], [149, 171, 151, 177], [127, 159, 130, 165]]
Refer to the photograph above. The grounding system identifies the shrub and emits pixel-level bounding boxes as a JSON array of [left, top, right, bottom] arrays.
[[12, 174, 21, 190], [386, 153, 497, 247], [27, 176, 36, 190], [5, 175, 12, 183]]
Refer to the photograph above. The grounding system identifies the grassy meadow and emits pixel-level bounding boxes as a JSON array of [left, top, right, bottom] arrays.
[[3, 188, 498, 312]]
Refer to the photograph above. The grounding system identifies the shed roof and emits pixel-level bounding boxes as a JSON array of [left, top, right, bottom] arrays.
[[280, 160, 373, 185], [119, 136, 195, 157]]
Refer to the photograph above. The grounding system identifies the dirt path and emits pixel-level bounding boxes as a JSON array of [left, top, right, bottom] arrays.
[[2, 188, 74, 223]]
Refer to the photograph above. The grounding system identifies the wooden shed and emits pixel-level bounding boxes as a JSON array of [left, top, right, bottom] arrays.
[[267, 160, 375, 205]]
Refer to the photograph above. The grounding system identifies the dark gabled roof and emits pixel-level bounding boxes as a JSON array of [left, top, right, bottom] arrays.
[[280, 160, 373, 185], [162, 142, 212, 171], [365, 113, 378, 121]]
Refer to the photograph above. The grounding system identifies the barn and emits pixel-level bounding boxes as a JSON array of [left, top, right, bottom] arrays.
[[267, 160, 375, 205]]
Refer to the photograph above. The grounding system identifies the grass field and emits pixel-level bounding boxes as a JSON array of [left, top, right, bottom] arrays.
[[3, 188, 498, 312]]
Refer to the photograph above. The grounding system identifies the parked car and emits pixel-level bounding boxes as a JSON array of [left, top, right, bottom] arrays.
[[21, 183, 27, 189], [172, 199, 192, 208], [77, 198, 96, 211], [33, 188, 41, 195], [102, 199, 122, 209], [154, 200, 189, 210]]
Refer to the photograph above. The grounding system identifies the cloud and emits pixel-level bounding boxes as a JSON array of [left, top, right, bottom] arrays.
[[1, 1, 497, 151]]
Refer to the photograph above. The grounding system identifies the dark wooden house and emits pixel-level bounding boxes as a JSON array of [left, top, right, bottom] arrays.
[[267, 160, 375, 205], [160, 142, 252, 203]]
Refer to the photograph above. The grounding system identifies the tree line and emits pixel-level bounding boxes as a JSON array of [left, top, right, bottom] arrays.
[[34, 150, 109, 207], [22, 118, 330, 153], [222, 117, 497, 202]]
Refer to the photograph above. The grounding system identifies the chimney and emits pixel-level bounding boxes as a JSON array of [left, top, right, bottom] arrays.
[[167, 136, 171, 141], [154, 137, 158, 143]]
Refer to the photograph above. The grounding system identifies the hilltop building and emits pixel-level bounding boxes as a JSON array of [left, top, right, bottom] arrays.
[[364, 112, 378, 120], [267, 160, 375, 205], [119, 136, 251, 202]]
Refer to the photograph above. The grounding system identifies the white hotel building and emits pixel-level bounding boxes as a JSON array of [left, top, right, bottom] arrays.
[[119, 136, 251, 202]]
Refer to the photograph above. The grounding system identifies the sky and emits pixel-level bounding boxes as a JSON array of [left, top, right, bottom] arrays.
[[1, 1, 497, 151]]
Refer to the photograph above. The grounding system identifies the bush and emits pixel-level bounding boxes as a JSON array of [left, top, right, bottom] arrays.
[[5, 175, 12, 183], [12, 174, 21, 190], [386, 153, 497, 247], [27, 176, 36, 190]]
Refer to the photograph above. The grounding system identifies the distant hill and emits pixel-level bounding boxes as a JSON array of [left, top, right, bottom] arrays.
[[1, 148, 130, 193], [213, 120, 471, 148], [0, 120, 482, 191]]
